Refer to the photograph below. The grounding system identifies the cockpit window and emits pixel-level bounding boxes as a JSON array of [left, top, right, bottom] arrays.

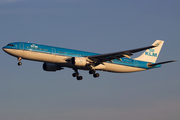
[[7, 44, 14, 47]]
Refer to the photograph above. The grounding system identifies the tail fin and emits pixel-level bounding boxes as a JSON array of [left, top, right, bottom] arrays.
[[134, 40, 164, 63]]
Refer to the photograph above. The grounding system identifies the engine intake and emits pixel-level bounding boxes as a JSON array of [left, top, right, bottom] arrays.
[[43, 63, 61, 71]]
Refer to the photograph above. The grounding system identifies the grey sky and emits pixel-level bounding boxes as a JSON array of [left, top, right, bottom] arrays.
[[0, 0, 180, 120]]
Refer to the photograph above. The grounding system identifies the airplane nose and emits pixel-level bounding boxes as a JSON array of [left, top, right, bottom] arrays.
[[2, 46, 7, 52]]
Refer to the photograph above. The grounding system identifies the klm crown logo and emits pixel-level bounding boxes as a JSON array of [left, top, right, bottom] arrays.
[[31, 44, 38, 48], [149, 48, 155, 52], [145, 48, 157, 57], [155, 43, 159, 46]]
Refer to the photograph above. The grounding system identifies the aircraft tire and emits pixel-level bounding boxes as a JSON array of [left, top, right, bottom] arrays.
[[77, 76, 83, 80], [89, 70, 95, 74], [72, 73, 79, 77], [18, 62, 22, 66], [93, 73, 100, 78]]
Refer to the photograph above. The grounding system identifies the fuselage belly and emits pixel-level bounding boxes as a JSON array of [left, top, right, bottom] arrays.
[[4, 48, 146, 73]]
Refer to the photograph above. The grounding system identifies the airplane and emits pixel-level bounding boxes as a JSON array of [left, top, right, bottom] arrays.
[[2, 40, 177, 80]]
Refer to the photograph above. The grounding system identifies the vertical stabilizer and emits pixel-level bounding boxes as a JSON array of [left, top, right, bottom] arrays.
[[134, 40, 164, 63]]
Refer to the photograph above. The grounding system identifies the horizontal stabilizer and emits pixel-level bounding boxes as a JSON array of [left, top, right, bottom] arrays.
[[148, 60, 177, 67]]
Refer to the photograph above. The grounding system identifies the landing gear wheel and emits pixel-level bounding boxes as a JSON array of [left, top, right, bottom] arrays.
[[72, 73, 79, 77], [89, 70, 95, 74], [77, 76, 83, 80], [18, 62, 22, 66], [93, 73, 100, 78]]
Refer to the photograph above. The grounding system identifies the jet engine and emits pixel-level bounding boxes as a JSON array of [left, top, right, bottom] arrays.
[[71, 57, 88, 67], [43, 62, 61, 71]]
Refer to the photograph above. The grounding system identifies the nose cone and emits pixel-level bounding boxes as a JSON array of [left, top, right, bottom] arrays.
[[2, 45, 15, 56], [2, 46, 6, 52], [2, 43, 17, 56], [2, 45, 10, 53]]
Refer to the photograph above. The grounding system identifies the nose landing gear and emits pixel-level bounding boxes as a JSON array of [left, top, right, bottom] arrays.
[[18, 62, 22, 66], [17, 57, 22, 66]]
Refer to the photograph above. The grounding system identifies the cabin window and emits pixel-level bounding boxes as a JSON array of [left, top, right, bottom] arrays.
[[58, 51, 67, 54]]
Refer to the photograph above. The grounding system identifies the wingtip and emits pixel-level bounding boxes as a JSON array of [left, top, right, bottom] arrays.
[[172, 60, 178, 62]]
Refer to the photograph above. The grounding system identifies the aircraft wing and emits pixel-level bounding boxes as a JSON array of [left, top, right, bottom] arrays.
[[88, 45, 158, 63]]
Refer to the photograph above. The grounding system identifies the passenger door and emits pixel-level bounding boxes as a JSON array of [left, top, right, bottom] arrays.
[[20, 43, 24, 50]]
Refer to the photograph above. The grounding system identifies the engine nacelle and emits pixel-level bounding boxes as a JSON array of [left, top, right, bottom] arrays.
[[43, 63, 61, 71], [71, 57, 88, 67]]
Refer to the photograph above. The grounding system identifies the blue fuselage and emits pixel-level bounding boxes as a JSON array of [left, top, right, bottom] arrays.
[[3, 42, 161, 73]]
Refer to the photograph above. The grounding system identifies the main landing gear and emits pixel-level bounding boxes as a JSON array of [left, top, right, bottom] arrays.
[[72, 69, 83, 80], [17, 57, 22, 66], [72, 69, 100, 81], [89, 69, 100, 78]]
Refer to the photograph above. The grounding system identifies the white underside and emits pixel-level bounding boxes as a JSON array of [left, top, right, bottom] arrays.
[[4, 49, 146, 73]]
